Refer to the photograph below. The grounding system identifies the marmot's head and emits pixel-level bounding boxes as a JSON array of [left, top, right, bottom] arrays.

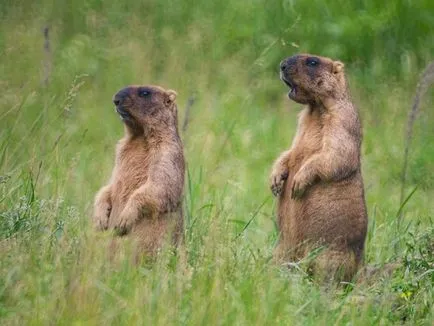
[[113, 85, 178, 133], [280, 54, 346, 105]]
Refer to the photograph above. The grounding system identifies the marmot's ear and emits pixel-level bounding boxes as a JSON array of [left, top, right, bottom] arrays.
[[166, 90, 177, 105], [333, 61, 344, 74]]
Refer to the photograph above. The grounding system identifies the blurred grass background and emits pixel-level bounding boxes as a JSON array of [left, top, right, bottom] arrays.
[[1, 0, 433, 324]]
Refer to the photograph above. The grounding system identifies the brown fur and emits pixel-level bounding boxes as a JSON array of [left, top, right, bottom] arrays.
[[270, 54, 368, 282], [93, 85, 185, 259]]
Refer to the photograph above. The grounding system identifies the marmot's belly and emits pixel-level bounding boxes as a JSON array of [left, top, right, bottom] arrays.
[[279, 176, 367, 248]]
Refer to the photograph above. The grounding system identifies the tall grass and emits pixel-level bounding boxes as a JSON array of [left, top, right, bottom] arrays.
[[1, 0, 433, 324]]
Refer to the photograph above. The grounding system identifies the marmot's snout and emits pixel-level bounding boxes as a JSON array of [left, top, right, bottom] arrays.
[[113, 87, 132, 121], [280, 55, 301, 87], [280, 55, 300, 73], [113, 87, 130, 106], [280, 56, 299, 97]]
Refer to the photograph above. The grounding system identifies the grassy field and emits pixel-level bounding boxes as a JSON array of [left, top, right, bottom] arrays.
[[1, 0, 434, 324]]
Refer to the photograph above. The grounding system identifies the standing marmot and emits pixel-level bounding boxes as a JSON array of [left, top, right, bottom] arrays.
[[270, 54, 368, 282], [93, 85, 185, 258]]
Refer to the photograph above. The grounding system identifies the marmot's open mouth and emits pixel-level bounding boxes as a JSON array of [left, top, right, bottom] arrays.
[[115, 106, 132, 120], [281, 75, 296, 95]]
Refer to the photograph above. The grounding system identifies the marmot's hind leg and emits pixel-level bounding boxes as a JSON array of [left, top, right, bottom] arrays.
[[311, 248, 360, 284], [132, 213, 183, 264]]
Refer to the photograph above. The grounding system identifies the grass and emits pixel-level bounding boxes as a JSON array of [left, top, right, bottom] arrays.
[[1, 0, 434, 324]]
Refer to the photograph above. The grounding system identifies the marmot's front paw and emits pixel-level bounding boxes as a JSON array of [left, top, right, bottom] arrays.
[[270, 166, 289, 197], [291, 170, 310, 199], [93, 205, 111, 231], [114, 205, 138, 236], [93, 214, 109, 231]]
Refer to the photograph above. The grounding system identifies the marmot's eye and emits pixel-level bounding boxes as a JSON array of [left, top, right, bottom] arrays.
[[138, 89, 151, 98], [306, 57, 320, 67]]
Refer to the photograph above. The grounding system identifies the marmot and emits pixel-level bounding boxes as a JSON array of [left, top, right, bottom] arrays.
[[270, 54, 368, 282], [93, 85, 185, 258]]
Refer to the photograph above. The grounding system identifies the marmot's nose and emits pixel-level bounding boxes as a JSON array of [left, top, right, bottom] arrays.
[[280, 55, 300, 71], [113, 87, 130, 106]]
